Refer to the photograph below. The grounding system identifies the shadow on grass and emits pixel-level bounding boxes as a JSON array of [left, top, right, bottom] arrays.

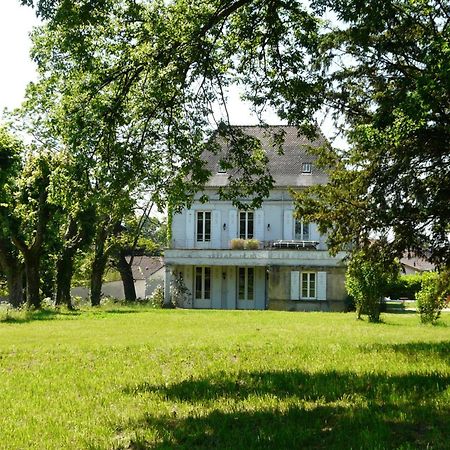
[[0, 308, 81, 323], [118, 369, 450, 449], [0, 306, 145, 323], [364, 341, 450, 366]]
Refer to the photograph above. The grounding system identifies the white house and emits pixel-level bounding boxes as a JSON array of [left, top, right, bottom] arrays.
[[164, 126, 347, 311]]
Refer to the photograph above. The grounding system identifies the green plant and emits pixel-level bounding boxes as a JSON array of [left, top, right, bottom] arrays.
[[346, 248, 400, 322], [416, 272, 448, 324], [244, 239, 259, 250], [230, 239, 245, 250], [149, 285, 164, 308], [386, 273, 423, 300]]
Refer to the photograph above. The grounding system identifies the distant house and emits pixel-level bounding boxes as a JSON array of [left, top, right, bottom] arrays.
[[71, 256, 164, 300], [400, 254, 435, 275], [164, 125, 347, 311]]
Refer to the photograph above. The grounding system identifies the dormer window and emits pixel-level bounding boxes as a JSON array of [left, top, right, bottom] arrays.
[[302, 162, 312, 174]]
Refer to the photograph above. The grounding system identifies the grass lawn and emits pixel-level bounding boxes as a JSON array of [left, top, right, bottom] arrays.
[[0, 307, 449, 449]]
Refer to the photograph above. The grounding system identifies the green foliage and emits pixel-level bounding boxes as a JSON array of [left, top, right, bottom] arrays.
[[386, 273, 424, 300], [148, 285, 164, 308], [346, 247, 400, 322], [0, 308, 449, 448], [416, 271, 450, 325]]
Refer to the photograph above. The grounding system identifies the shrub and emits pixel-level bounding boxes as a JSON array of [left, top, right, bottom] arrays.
[[346, 248, 400, 322], [230, 239, 245, 249], [149, 285, 164, 308], [386, 273, 423, 300], [416, 272, 448, 324], [244, 239, 260, 250]]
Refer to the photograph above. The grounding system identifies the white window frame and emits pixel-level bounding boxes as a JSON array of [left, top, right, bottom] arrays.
[[238, 267, 254, 301], [195, 266, 211, 300], [294, 219, 310, 240], [302, 162, 312, 174], [239, 211, 254, 239], [196, 211, 211, 242], [301, 271, 316, 299]]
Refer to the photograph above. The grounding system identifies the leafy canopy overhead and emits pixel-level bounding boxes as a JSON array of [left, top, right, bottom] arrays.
[[20, 0, 450, 264]]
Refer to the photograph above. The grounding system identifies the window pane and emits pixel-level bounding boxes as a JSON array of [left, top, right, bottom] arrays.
[[197, 212, 203, 241], [195, 267, 202, 299], [247, 212, 254, 239], [309, 273, 316, 298], [204, 267, 211, 299], [303, 222, 310, 240], [295, 219, 302, 239], [238, 267, 245, 300], [239, 212, 246, 239], [247, 268, 254, 300], [204, 212, 211, 241]]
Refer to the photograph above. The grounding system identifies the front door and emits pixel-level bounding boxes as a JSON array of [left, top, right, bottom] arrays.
[[237, 267, 255, 309], [193, 266, 212, 308]]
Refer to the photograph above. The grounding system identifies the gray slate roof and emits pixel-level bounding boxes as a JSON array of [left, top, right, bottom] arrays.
[[205, 125, 329, 188], [125, 256, 165, 281]]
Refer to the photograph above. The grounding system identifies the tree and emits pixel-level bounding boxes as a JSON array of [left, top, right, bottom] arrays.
[[0, 126, 24, 307], [21, 0, 449, 269], [345, 245, 400, 322]]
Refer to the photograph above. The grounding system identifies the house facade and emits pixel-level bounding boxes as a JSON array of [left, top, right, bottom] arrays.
[[164, 126, 347, 311]]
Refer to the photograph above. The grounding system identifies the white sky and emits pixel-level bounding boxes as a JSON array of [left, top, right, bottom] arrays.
[[0, 0, 40, 112]]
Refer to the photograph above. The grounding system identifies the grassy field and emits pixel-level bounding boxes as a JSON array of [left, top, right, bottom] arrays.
[[0, 307, 449, 450]]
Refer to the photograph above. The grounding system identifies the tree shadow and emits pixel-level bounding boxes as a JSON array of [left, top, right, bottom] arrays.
[[363, 341, 450, 366], [118, 370, 450, 449], [0, 308, 81, 323]]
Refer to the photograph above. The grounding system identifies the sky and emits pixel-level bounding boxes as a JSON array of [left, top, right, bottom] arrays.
[[0, 0, 40, 112], [0, 0, 282, 126]]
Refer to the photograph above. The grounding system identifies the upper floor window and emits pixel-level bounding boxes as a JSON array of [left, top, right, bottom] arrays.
[[302, 162, 312, 174], [196, 211, 211, 242], [239, 211, 254, 239], [295, 219, 310, 240]]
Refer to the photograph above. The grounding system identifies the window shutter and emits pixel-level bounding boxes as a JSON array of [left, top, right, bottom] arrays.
[[186, 210, 194, 248], [290, 271, 300, 300], [255, 209, 264, 242], [212, 210, 221, 248], [283, 210, 293, 240], [317, 271, 327, 300], [228, 209, 237, 241]]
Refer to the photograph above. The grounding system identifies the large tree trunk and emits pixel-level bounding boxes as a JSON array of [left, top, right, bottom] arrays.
[[55, 247, 76, 309], [90, 254, 108, 306], [24, 251, 41, 309], [0, 239, 24, 307], [90, 224, 108, 307], [5, 264, 24, 308], [117, 252, 136, 301]]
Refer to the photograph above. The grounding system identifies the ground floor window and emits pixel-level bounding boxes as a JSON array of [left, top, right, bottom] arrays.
[[238, 267, 254, 301], [301, 272, 316, 299], [195, 266, 211, 300]]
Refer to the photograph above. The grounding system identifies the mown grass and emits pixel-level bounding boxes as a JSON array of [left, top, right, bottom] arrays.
[[0, 307, 449, 449]]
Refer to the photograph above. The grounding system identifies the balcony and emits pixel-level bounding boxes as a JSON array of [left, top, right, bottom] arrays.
[[165, 245, 345, 267]]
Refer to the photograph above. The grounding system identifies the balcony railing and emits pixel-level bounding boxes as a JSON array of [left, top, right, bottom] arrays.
[[265, 240, 319, 250]]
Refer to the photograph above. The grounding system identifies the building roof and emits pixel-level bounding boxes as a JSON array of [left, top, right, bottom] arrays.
[[204, 125, 329, 188], [126, 256, 165, 281], [400, 255, 436, 273]]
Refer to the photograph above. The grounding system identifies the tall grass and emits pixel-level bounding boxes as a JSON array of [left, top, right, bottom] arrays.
[[0, 307, 448, 449]]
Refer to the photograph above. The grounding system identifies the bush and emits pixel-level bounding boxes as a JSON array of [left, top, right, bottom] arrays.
[[386, 273, 423, 300], [346, 249, 400, 322], [416, 272, 448, 324], [244, 239, 260, 250], [230, 239, 245, 249], [149, 285, 164, 308]]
